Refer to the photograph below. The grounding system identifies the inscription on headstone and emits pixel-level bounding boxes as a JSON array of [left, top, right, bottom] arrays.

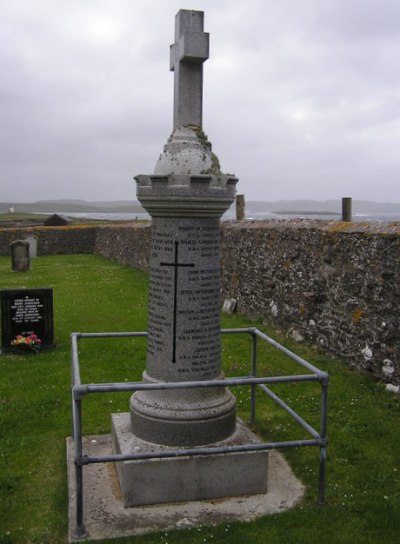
[[1, 289, 54, 351]]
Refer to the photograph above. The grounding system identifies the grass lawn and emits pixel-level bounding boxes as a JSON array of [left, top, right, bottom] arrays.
[[0, 254, 399, 544]]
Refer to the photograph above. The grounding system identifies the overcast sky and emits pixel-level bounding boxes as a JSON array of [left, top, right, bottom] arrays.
[[1, 0, 400, 204]]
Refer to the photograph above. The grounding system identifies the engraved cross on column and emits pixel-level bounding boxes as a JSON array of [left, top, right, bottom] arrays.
[[169, 10, 209, 129], [160, 241, 194, 363]]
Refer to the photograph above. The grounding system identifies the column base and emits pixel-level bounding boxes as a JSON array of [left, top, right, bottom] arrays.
[[130, 385, 237, 446]]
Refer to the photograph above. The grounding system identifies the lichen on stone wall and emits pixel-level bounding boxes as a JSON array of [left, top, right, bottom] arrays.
[[221, 219, 400, 384]]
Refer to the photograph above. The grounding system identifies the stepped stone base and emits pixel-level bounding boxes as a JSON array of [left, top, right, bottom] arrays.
[[111, 413, 268, 507]]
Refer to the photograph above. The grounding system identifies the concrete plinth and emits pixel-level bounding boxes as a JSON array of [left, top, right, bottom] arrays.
[[67, 435, 304, 543], [111, 413, 268, 507]]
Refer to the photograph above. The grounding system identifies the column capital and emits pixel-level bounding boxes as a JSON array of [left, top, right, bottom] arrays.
[[135, 174, 238, 218]]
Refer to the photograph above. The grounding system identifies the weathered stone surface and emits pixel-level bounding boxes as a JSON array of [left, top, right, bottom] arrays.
[[112, 413, 268, 506], [155, 11, 219, 180], [127, 5, 240, 452], [95, 223, 151, 271], [136, 174, 237, 217], [10, 240, 30, 271], [24, 235, 38, 258], [131, 174, 237, 447], [154, 127, 214, 175], [221, 220, 400, 383], [170, 10, 209, 129]]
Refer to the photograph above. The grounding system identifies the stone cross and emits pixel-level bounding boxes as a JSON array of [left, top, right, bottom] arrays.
[[170, 10, 209, 129]]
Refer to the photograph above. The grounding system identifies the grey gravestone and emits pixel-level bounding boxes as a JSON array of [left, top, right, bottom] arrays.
[[25, 235, 38, 258], [11, 240, 30, 271], [222, 298, 237, 314], [1, 288, 54, 352], [112, 9, 268, 507]]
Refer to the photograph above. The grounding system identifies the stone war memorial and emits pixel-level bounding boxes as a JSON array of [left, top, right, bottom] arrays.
[[111, 8, 267, 505], [69, 9, 327, 541]]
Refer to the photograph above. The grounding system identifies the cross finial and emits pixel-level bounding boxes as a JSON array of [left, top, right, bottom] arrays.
[[169, 10, 209, 129]]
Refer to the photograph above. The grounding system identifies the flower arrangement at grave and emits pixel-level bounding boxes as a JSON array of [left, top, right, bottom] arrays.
[[11, 333, 42, 353]]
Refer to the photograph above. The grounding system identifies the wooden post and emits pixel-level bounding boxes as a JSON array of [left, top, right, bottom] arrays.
[[342, 197, 352, 222], [236, 194, 245, 221]]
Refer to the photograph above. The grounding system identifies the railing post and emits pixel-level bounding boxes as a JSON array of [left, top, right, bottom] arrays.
[[250, 330, 257, 424], [318, 446, 327, 505], [72, 397, 87, 539], [318, 377, 329, 504], [69, 328, 328, 513]]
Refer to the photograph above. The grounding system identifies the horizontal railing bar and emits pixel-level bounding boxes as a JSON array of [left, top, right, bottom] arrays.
[[72, 374, 320, 396], [73, 331, 148, 339], [74, 329, 253, 339], [71, 328, 327, 381], [254, 329, 329, 377], [221, 327, 256, 335], [258, 383, 320, 439], [77, 438, 322, 465]]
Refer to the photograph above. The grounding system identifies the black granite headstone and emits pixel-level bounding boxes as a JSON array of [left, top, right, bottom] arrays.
[[1, 288, 54, 352]]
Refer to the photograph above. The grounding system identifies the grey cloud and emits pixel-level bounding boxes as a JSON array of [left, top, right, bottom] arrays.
[[1, 0, 399, 203]]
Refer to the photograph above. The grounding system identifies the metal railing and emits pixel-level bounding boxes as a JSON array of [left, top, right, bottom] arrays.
[[70, 327, 329, 539]]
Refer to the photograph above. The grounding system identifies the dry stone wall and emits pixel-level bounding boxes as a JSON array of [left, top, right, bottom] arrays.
[[0, 225, 97, 255], [221, 220, 400, 384], [94, 223, 151, 271], [1, 220, 399, 383]]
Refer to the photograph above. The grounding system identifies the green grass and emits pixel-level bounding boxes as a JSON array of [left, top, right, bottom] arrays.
[[1, 255, 399, 543], [0, 212, 51, 222]]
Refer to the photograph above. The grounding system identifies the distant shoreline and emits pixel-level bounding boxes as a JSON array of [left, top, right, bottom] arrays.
[[272, 210, 339, 216]]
